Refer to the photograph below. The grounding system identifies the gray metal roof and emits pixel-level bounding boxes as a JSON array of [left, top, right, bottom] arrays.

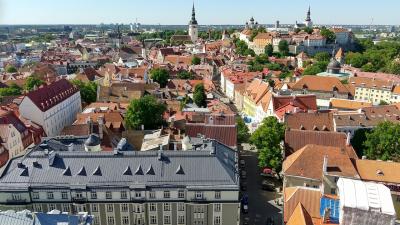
[[0, 139, 238, 190]]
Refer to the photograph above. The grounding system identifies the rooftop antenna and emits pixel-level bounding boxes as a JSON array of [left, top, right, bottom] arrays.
[[370, 18, 374, 31]]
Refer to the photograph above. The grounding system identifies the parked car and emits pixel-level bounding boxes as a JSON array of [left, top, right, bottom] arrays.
[[241, 170, 247, 179], [239, 159, 245, 168], [243, 217, 250, 225], [242, 204, 249, 214], [261, 180, 275, 191], [260, 167, 275, 178], [240, 182, 247, 191], [265, 217, 274, 225]]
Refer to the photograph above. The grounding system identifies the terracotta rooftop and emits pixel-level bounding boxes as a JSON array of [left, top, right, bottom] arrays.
[[330, 98, 372, 110], [283, 144, 359, 181], [355, 159, 400, 184], [286, 203, 314, 225], [284, 187, 321, 223], [292, 76, 350, 94], [285, 112, 333, 131]]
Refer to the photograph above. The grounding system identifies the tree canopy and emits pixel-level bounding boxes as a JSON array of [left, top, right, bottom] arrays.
[[150, 68, 170, 88], [235, 39, 255, 57], [5, 65, 17, 73], [191, 56, 201, 65], [0, 83, 22, 97], [237, 117, 250, 143], [125, 95, 167, 130], [193, 84, 207, 108], [278, 40, 289, 56], [70, 80, 97, 104], [320, 27, 336, 44], [363, 121, 400, 161], [250, 117, 285, 172], [24, 76, 45, 91], [314, 52, 331, 62], [264, 44, 274, 56], [177, 71, 193, 80]]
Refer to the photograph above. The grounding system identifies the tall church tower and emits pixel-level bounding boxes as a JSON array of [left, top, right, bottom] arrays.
[[188, 3, 199, 43], [304, 6, 313, 28]]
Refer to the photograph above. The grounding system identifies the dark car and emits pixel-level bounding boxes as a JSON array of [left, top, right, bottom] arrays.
[[261, 180, 275, 191], [241, 182, 247, 191], [265, 217, 274, 225], [241, 170, 247, 179], [239, 159, 246, 168]]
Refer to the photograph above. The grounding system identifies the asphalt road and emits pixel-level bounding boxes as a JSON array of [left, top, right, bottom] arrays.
[[240, 149, 283, 225]]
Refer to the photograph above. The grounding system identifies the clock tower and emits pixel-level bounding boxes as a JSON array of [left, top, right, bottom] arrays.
[[188, 3, 198, 43]]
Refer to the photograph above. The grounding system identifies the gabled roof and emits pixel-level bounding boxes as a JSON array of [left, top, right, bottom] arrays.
[[285, 112, 333, 131], [24, 79, 79, 112], [287, 203, 314, 225], [292, 76, 350, 94], [283, 144, 359, 181], [273, 95, 317, 112], [355, 159, 400, 184], [284, 130, 358, 159], [244, 79, 270, 104], [284, 187, 321, 223]]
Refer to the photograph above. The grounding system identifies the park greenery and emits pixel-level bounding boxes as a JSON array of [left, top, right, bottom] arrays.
[[193, 84, 207, 108], [70, 80, 98, 104], [150, 68, 170, 88], [247, 54, 283, 72], [303, 52, 331, 75], [320, 27, 336, 44], [345, 40, 400, 74], [0, 83, 22, 97], [264, 44, 274, 57], [278, 40, 289, 56], [250, 117, 286, 174], [125, 95, 167, 130]]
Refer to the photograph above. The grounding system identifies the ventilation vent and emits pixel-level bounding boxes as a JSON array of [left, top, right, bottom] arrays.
[[176, 165, 185, 175], [77, 167, 87, 176], [123, 166, 132, 175], [63, 167, 72, 176], [146, 165, 155, 175], [92, 166, 102, 176], [33, 161, 42, 168], [135, 165, 143, 175], [20, 168, 29, 177]]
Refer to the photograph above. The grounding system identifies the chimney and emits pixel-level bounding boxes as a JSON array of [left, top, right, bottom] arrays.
[[346, 132, 351, 146], [97, 116, 104, 139], [86, 116, 93, 134], [322, 155, 328, 174]]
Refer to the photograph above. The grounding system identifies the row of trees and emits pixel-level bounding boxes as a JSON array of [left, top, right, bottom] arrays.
[[303, 52, 330, 75], [0, 76, 46, 98]]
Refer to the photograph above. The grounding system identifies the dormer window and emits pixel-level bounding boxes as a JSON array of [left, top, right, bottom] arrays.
[[376, 170, 384, 176]]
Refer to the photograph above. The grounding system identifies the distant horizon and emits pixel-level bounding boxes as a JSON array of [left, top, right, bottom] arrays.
[[1, 0, 400, 26]]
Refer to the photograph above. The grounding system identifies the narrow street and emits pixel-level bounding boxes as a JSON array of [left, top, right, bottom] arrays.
[[240, 147, 283, 225]]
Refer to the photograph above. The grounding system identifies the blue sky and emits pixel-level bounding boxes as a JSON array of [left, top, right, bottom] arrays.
[[0, 0, 399, 25]]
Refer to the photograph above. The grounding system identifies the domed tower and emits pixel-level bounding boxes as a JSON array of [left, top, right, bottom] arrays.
[[188, 3, 199, 43]]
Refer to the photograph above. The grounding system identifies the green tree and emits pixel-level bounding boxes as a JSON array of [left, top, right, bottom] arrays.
[[237, 117, 250, 143], [24, 76, 45, 91], [363, 121, 400, 161], [379, 100, 389, 105], [177, 71, 193, 80], [191, 56, 201, 65], [278, 40, 289, 56], [314, 52, 331, 62], [361, 63, 377, 72], [320, 27, 336, 44], [303, 63, 326, 75], [265, 44, 274, 56], [303, 27, 313, 34], [150, 68, 170, 88], [350, 128, 369, 158], [193, 84, 207, 108], [385, 61, 400, 75], [125, 95, 167, 130], [0, 83, 22, 97], [71, 80, 97, 104], [250, 117, 285, 173], [345, 52, 368, 68], [5, 65, 17, 73]]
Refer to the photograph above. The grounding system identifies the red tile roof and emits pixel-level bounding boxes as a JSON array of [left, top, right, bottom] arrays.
[[25, 79, 79, 112]]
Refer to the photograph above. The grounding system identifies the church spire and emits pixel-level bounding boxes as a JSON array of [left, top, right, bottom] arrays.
[[306, 6, 311, 22], [190, 2, 198, 25]]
